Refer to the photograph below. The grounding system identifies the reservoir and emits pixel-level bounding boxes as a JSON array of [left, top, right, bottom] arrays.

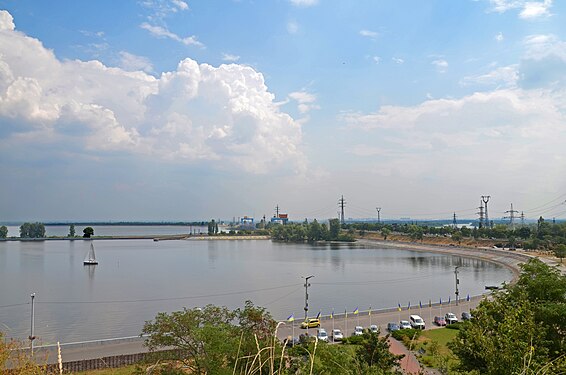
[[0, 237, 513, 344]]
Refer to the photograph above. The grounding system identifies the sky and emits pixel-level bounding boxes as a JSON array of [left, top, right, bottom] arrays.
[[1, 0, 566, 222]]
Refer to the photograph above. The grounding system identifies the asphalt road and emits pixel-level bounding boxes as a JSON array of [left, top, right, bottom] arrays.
[[275, 297, 482, 342], [32, 297, 482, 364]]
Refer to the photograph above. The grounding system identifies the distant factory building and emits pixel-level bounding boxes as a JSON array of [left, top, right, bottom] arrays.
[[270, 213, 289, 225], [240, 216, 254, 228]]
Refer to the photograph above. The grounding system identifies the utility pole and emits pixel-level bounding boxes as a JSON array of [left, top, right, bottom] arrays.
[[454, 267, 460, 306], [453, 212, 457, 229], [504, 203, 519, 230], [482, 196, 491, 228], [338, 195, 346, 225], [29, 293, 36, 356], [376, 207, 381, 224], [477, 200, 484, 228], [303, 275, 314, 322]]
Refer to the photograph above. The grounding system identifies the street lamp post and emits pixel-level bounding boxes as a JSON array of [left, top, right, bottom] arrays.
[[29, 293, 36, 356], [454, 267, 460, 306], [303, 275, 314, 336]]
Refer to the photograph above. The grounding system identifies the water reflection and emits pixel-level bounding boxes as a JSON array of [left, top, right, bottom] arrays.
[[0, 239, 513, 343]]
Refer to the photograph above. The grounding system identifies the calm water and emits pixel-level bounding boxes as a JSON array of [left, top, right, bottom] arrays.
[[0, 238, 512, 344]]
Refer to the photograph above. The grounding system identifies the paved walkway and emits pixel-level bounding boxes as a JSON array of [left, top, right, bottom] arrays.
[[388, 337, 421, 374]]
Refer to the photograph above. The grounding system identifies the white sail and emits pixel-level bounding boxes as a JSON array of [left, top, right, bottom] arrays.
[[83, 242, 98, 265]]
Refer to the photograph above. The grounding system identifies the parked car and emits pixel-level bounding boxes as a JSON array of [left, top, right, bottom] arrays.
[[285, 336, 300, 347], [353, 326, 364, 336], [332, 329, 344, 341], [461, 311, 472, 321], [445, 312, 458, 324], [317, 328, 328, 342], [434, 316, 446, 326], [399, 320, 412, 330], [387, 322, 400, 332], [409, 314, 425, 329], [300, 318, 321, 329], [369, 324, 379, 333]]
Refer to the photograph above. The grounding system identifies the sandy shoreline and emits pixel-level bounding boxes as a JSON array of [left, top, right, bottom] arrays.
[[356, 238, 566, 280]]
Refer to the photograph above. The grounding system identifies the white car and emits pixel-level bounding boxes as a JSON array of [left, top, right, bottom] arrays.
[[317, 328, 328, 342], [332, 329, 343, 341], [353, 326, 364, 336], [409, 314, 425, 330], [445, 312, 459, 324], [369, 324, 379, 333], [399, 320, 412, 329]]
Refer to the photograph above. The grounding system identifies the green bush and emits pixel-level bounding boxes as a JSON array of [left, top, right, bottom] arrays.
[[342, 335, 364, 345], [391, 328, 421, 342], [446, 322, 463, 330]]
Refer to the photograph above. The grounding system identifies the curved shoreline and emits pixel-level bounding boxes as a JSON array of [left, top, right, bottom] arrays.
[[356, 238, 532, 283]]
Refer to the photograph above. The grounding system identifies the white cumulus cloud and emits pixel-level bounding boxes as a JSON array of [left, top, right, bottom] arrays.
[[119, 51, 154, 73], [289, 90, 320, 114], [0, 10, 15, 31], [0, 11, 305, 174], [487, 0, 553, 19]]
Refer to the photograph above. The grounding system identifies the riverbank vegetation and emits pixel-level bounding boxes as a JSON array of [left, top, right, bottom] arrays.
[[406, 259, 566, 374], [270, 218, 355, 242], [347, 218, 566, 254]]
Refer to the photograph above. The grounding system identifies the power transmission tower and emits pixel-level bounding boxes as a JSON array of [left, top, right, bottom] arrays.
[[338, 195, 346, 225], [482, 196, 491, 228], [453, 212, 457, 229], [504, 203, 519, 230], [520, 211, 525, 226], [477, 200, 484, 228], [376, 207, 381, 224]]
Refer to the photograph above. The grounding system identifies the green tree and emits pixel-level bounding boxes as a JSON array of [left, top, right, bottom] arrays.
[[355, 330, 403, 369], [554, 244, 566, 263], [68, 224, 75, 237], [450, 259, 566, 374], [408, 225, 423, 242], [19, 222, 46, 238], [208, 219, 216, 235], [517, 226, 531, 239], [329, 219, 340, 240], [0, 225, 7, 239], [452, 232, 462, 244], [460, 226, 471, 237], [308, 219, 322, 242], [82, 226, 94, 238], [142, 305, 238, 375], [381, 228, 391, 240]]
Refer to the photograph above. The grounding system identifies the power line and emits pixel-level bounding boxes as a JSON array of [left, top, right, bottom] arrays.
[[523, 193, 566, 213], [0, 302, 30, 309], [35, 284, 303, 305]]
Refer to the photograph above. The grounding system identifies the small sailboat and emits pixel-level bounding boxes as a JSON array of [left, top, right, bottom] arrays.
[[83, 242, 98, 265]]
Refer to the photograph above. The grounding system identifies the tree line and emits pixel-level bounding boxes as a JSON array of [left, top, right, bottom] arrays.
[[0, 223, 95, 239], [270, 218, 355, 242], [345, 218, 566, 259]]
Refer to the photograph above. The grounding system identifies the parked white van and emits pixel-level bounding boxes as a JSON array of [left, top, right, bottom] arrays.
[[409, 314, 425, 329]]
